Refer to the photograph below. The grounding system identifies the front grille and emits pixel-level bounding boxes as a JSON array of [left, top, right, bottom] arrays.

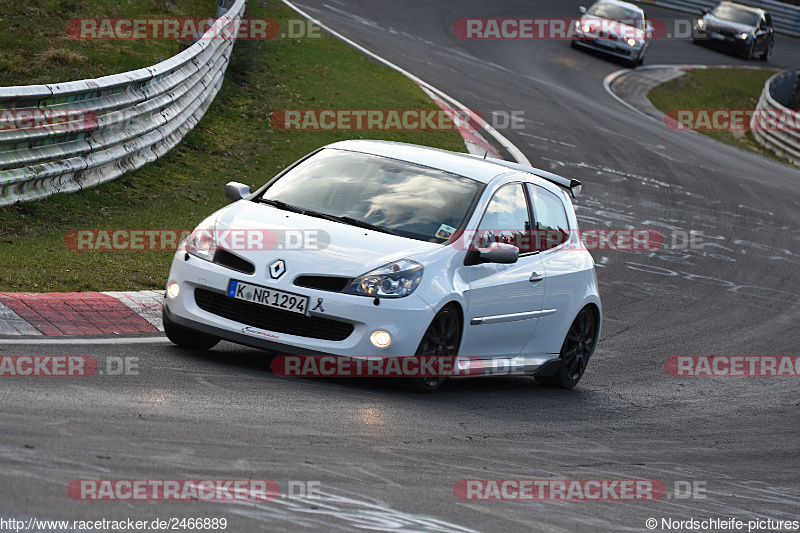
[[194, 288, 354, 341], [213, 250, 255, 275], [294, 275, 352, 292]]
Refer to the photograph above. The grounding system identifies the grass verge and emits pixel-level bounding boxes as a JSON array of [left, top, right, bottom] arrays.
[[647, 67, 796, 167], [0, 0, 467, 292]]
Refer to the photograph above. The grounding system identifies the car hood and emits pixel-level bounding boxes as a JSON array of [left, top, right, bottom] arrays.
[[212, 200, 444, 278], [704, 15, 753, 34], [579, 15, 647, 40]]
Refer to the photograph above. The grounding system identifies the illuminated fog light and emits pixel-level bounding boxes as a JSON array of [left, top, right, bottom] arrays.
[[167, 282, 180, 299], [370, 330, 392, 348]]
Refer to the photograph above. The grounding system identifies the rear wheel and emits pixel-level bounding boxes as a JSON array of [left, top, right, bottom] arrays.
[[410, 306, 461, 393], [163, 311, 220, 350], [535, 307, 597, 389]]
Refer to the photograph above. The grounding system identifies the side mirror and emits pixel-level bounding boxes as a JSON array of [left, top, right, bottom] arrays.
[[225, 181, 251, 201], [464, 242, 520, 266], [579, 6, 587, 14]]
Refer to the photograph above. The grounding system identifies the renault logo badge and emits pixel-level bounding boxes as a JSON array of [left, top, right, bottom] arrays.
[[269, 259, 286, 279]]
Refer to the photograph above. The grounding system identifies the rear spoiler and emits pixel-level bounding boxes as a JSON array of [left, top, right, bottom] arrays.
[[480, 158, 583, 198]]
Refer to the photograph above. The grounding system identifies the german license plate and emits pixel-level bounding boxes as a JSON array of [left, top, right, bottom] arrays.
[[227, 280, 308, 315]]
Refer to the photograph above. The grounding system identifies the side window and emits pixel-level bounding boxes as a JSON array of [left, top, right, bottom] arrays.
[[528, 184, 569, 251], [475, 183, 532, 253]]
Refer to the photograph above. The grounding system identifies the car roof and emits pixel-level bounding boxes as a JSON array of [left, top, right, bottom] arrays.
[[717, 1, 766, 15], [590, 0, 644, 15], [324, 140, 572, 190]]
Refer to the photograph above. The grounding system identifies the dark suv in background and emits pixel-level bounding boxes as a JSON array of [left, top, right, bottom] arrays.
[[691, 1, 774, 61]]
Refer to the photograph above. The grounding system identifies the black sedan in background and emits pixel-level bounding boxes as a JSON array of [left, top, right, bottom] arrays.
[[691, 1, 774, 60]]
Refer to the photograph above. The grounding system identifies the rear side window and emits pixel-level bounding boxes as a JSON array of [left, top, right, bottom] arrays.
[[528, 184, 569, 251]]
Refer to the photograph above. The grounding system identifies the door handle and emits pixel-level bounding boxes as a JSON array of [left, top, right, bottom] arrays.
[[529, 272, 543, 282]]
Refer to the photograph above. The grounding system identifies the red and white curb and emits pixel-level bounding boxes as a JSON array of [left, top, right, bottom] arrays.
[[419, 85, 503, 159], [0, 291, 163, 336]]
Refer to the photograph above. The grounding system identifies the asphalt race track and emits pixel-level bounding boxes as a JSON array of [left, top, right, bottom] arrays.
[[2, 1, 799, 531]]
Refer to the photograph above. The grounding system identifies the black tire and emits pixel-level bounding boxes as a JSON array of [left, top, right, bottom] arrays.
[[745, 41, 755, 60], [760, 40, 773, 62], [410, 306, 461, 393], [163, 311, 220, 350], [535, 307, 597, 389]]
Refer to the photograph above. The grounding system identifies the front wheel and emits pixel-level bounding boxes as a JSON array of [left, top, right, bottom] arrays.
[[410, 306, 461, 393], [163, 311, 220, 350], [745, 41, 756, 60], [761, 40, 773, 62], [535, 307, 597, 389]]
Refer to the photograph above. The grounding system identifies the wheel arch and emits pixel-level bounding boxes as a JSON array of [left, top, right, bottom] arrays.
[[437, 300, 465, 349]]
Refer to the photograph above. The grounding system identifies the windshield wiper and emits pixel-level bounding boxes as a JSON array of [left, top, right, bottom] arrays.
[[257, 198, 305, 214], [257, 199, 400, 236]]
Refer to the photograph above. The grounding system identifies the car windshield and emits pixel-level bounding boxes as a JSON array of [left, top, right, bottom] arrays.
[[259, 148, 483, 243], [586, 2, 644, 25], [711, 5, 759, 26]]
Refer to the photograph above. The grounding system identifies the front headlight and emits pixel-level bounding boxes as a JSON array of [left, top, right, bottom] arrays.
[[345, 260, 423, 298], [738, 32, 749, 40], [626, 37, 638, 46], [184, 215, 217, 261], [696, 19, 705, 28]]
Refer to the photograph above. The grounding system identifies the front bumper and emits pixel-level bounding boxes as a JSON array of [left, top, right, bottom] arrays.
[[692, 28, 750, 54], [572, 36, 645, 61], [164, 252, 436, 357]]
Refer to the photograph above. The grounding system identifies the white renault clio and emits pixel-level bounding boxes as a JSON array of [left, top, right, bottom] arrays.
[[163, 140, 601, 392]]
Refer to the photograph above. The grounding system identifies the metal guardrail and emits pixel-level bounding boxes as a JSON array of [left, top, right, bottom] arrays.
[[0, 0, 246, 206], [751, 69, 800, 164], [637, 0, 800, 37]]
